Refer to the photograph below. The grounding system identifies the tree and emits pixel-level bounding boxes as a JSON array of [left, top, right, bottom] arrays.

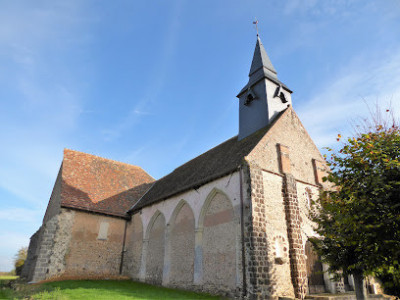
[[14, 247, 28, 276], [310, 110, 400, 299]]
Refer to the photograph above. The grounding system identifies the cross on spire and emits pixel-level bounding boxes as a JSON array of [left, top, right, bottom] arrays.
[[253, 18, 259, 36]]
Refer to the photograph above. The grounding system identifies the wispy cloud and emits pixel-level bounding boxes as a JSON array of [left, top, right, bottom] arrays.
[[0, 1, 92, 205], [100, 1, 184, 141], [298, 48, 400, 148], [133, 109, 153, 115], [0, 1, 93, 271]]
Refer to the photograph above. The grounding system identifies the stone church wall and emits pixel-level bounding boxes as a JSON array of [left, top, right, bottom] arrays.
[[21, 227, 42, 281], [26, 207, 127, 281], [124, 172, 243, 297], [63, 210, 126, 277], [262, 170, 294, 298], [247, 108, 325, 185], [123, 213, 143, 279], [244, 170, 290, 296], [202, 191, 236, 292], [244, 108, 330, 299], [296, 182, 320, 243], [43, 167, 63, 224], [30, 214, 60, 282], [23, 167, 64, 282], [46, 209, 75, 278], [168, 202, 195, 288], [145, 212, 165, 285]]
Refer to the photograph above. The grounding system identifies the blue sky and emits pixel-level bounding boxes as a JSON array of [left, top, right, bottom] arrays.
[[1, 0, 400, 272]]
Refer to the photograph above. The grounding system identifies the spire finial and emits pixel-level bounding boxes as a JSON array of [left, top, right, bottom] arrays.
[[253, 18, 259, 36]]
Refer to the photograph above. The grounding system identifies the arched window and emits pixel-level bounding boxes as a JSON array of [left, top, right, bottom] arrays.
[[305, 188, 312, 208]]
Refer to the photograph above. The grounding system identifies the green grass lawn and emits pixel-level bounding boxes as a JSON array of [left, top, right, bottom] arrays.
[[0, 279, 224, 299], [0, 276, 18, 281], [0, 276, 17, 300]]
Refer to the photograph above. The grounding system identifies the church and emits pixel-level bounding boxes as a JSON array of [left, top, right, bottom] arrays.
[[22, 35, 353, 299]]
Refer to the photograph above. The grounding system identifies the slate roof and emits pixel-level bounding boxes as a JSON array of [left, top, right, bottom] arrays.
[[61, 149, 154, 218], [249, 36, 277, 78], [130, 109, 287, 212], [237, 36, 292, 97]]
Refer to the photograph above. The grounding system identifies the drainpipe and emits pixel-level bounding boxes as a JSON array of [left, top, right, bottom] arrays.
[[119, 218, 128, 275], [239, 165, 247, 297]]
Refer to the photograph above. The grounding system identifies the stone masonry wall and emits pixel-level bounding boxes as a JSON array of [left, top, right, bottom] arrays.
[[31, 215, 59, 282], [242, 162, 272, 299], [247, 108, 325, 185], [145, 213, 165, 285], [296, 182, 320, 244], [129, 173, 242, 297], [245, 107, 331, 298], [202, 192, 236, 293], [262, 171, 294, 298], [27, 166, 63, 282], [21, 227, 42, 281], [47, 209, 75, 278], [169, 203, 195, 288], [43, 167, 63, 224], [283, 174, 307, 298], [123, 213, 143, 279], [64, 210, 126, 277]]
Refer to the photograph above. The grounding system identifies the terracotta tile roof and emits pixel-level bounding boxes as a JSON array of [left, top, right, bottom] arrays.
[[61, 149, 154, 217], [130, 109, 287, 212]]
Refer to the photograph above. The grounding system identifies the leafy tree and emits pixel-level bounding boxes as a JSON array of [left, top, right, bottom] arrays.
[[14, 247, 27, 276], [310, 110, 400, 299]]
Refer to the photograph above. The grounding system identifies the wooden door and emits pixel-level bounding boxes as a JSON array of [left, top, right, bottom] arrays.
[[305, 241, 326, 294]]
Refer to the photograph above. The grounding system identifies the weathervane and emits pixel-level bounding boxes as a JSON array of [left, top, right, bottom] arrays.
[[253, 18, 259, 36]]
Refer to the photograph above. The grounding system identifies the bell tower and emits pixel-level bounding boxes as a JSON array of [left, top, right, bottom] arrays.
[[237, 35, 292, 140]]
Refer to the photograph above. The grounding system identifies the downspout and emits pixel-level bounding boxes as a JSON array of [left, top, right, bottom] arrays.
[[119, 218, 128, 275], [239, 165, 247, 297]]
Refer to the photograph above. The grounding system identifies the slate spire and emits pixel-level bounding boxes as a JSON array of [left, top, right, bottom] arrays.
[[236, 34, 292, 141], [249, 35, 278, 79]]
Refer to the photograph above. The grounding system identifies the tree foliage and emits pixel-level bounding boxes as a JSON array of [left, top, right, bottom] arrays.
[[14, 247, 27, 276], [310, 109, 400, 296]]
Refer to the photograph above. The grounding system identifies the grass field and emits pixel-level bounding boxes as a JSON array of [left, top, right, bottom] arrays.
[[0, 276, 18, 281], [0, 279, 223, 299]]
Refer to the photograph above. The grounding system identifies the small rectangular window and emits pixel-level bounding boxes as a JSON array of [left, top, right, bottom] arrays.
[[97, 221, 109, 240]]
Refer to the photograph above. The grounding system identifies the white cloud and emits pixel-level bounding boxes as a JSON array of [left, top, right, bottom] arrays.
[[0, 1, 91, 206], [297, 48, 400, 148], [100, 1, 184, 142]]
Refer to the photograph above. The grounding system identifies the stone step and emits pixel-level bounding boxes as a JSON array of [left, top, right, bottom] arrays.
[[305, 293, 389, 300], [305, 293, 356, 300]]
